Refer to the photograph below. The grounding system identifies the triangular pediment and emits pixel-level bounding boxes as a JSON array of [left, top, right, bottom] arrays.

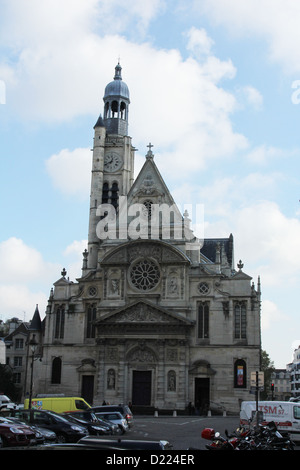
[[97, 300, 193, 326], [231, 270, 252, 281], [128, 155, 176, 205], [53, 276, 72, 287]]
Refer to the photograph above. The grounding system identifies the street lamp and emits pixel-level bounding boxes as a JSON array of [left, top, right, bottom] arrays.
[[28, 334, 38, 410]]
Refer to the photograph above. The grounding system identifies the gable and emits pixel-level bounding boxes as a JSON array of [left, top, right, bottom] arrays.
[[128, 154, 178, 208], [98, 300, 193, 325]]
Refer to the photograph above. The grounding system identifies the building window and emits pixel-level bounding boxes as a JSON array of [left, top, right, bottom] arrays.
[[86, 304, 96, 339], [55, 305, 65, 339], [102, 182, 119, 209], [51, 357, 62, 384], [15, 338, 24, 349], [14, 356, 22, 367], [234, 359, 247, 388], [143, 200, 153, 218], [102, 182, 109, 204], [13, 372, 21, 384], [198, 302, 209, 338], [234, 302, 247, 339]]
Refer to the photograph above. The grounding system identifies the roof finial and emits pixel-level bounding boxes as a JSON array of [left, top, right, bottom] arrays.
[[114, 61, 122, 80], [146, 142, 154, 159]]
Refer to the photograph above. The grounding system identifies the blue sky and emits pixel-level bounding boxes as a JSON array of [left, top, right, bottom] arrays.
[[1, 0, 300, 368]]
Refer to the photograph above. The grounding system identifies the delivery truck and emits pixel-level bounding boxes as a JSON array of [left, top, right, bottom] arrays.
[[24, 396, 91, 413], [240, 400, 300, 442]]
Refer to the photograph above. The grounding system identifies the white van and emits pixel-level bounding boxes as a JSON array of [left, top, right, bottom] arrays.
[[0, 394, 18, 410], [240, 401, 300, 442]]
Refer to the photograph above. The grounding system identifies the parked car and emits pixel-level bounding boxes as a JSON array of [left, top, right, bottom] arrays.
[[94, 411, 129, 434], [78, 436, 173, 450], [0, 416, 36, 447], [91, 404, 133, 427], [6, 416, 56, 444], [62, 412, 110, 435], [10, 409, 88, 443], [63, 410, 119, 435]]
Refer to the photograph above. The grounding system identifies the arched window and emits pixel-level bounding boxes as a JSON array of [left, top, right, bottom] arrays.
[[51, 357, 62, 384], [234, 359, 247, 388], [102, 182, 109, 204], [120, 101, 126, 119], [111, 182, 119, 209], [111, 100, 118, 117]]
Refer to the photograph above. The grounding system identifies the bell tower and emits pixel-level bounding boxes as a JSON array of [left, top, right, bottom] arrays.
[[87, 63, 135, 269]]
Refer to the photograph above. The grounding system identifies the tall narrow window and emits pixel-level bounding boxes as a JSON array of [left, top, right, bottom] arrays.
[[234, 302, 247, 339], [111, 182, 119, 209], [87, 304, 96, 338], [198, 302, 209, 338], [51, 357, 62, 384], [55, 305, 65, 339], [102, 182, 109, 204]]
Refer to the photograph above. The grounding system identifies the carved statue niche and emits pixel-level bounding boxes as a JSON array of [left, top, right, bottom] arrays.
[[167, 269, 179, 297], [167, 370, 176, 391], [107, 368, 116, 390], [107, 268, 122, 298]]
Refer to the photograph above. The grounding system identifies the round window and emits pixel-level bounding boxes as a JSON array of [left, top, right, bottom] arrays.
[[130, 259, 160, 291]]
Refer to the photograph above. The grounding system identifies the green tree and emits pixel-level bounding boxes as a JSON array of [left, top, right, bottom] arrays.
[[0, 364, 20, 402], [260, 350, 275, 400]]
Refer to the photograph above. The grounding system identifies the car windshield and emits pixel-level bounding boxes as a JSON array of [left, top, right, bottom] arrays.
[[45, 411, 73, 423], [102, 413, 121, 420]]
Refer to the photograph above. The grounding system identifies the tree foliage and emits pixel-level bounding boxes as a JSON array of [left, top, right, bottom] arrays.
[[260, 350, 275, 400], [0, 364, 20, 402]]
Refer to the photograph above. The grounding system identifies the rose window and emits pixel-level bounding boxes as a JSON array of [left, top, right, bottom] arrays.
[[130, 259, 160, 291]]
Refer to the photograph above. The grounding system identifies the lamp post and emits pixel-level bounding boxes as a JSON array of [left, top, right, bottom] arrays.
[[28, 334, 38, 410]]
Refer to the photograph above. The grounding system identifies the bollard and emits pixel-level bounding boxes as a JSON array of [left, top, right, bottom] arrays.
[[154, 410, 158, 417], [173, 410, 177, 417], [207, 410, 211, 416], [223, 410, 226, 417]]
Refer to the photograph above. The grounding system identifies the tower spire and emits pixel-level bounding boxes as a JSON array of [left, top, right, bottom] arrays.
[[103, 63, 130, 136]]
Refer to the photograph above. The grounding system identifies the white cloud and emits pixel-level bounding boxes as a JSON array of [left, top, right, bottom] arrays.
[[261, 299, 286, 331], [45, 148, 91, 198], [63, 239, 88, 280], [0, 238, 60, 321], [236, 86, 263, 111], [197, 0, 300, 74], [0, 238, 58, 283], [0, 285, 48, 323], [185, 26, 215, 57], [0, 1, 249, 174]]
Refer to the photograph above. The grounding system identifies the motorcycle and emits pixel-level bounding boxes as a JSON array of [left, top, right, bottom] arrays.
[[200, 421, 295, 450]]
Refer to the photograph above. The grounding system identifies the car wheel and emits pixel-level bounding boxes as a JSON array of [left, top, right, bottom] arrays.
[[56, 434, 67, 443], [118, 425, 125, 434]]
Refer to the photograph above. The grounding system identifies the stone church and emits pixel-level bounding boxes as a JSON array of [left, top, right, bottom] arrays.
[[33, 63, 261, 414]]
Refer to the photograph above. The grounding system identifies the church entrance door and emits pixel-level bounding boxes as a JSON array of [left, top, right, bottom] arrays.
[[81, 375, 94, 405], [194, 378, 209, 414], [132, 370, 152, 405]]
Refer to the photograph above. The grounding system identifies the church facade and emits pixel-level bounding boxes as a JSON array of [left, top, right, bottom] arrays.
[[35, 64, 261, 414]]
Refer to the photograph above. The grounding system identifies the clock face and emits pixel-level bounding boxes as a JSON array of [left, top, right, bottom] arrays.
[[104, 152, 123, 172]]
